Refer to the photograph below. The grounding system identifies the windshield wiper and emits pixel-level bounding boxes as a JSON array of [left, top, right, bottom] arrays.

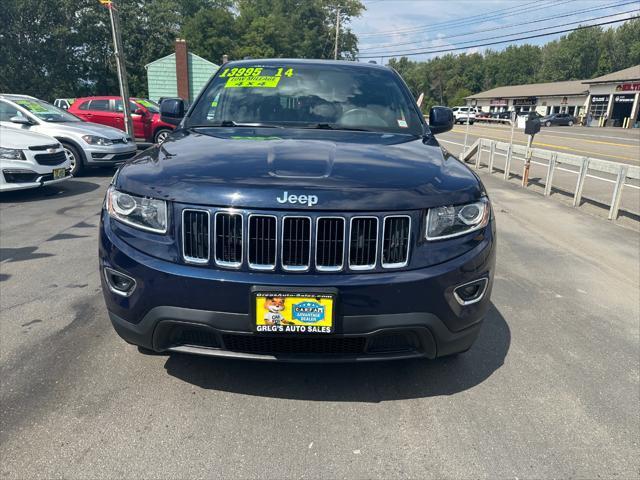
[[301, 123, 376, 132], [192, 120, 282, 128]]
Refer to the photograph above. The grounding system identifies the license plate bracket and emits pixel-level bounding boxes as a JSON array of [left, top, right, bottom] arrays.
[[252, 288, 336, 334], [53, 168, 65, 180]]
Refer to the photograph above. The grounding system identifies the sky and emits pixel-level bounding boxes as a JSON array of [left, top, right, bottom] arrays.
[[350, 0, 639, 64]]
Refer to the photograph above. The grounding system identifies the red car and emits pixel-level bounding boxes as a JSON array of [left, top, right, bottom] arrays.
[[69, 96, 175, 143]]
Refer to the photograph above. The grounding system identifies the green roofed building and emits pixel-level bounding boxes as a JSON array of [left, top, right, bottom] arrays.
[[145, 39, 219, 103]]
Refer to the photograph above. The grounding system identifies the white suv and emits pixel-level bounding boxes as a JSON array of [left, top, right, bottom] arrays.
[[451, 106, 479, 124], [0, 126, 71, 191]]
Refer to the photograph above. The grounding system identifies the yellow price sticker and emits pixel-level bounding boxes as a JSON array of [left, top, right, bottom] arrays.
[[225, 76, 281, 88]]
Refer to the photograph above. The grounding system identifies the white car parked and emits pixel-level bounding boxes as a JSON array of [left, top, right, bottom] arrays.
[[451, 106, 479, 124], [0, 126, 71, 192]]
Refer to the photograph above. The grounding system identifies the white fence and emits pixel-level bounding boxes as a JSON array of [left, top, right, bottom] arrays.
[[460, 138, 640, 220]]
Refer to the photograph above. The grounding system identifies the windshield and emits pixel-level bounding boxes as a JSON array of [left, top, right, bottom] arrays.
[[188, 63, 424, 135], [14, 98, 82, 122]]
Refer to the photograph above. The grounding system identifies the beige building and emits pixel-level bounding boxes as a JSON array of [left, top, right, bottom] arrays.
[[465, 65, 640, 128], [465, 80, 589, 117]]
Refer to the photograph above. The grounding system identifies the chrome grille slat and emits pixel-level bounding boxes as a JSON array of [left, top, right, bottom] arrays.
[[349, 217, 378, 270], [281, 216, 311, 271], [316, 217, 345, 271], [182, 209, 210, 264], [248, 215, 276, 270], [382, 215, 411, 268], [214, 211, 243, 267]]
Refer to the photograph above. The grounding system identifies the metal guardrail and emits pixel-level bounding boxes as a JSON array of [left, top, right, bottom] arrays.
[[460, 138, 640, 220]]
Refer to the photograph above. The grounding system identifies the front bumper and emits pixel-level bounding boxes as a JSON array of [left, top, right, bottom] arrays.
[[100, 214, 496, 361], [83, 142, 137, 166]]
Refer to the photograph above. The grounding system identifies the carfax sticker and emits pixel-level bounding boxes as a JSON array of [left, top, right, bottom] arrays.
[[255, 292, 334, 334]]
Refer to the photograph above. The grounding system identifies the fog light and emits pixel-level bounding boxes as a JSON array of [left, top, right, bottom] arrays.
[[103, 267, 136, 297], [453, 278, 488, 305]]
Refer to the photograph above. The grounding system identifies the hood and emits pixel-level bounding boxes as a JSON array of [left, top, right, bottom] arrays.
[[43, 121, 131, 140], [0, 126, 59, 149], [115, 129, 482, 211]]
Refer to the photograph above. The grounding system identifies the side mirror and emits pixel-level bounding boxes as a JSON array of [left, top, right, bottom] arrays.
[[133, 108, 146, 116], [160, 98, 185, 126], [428, 106, 454, 135], [10, 116, 33, 126]]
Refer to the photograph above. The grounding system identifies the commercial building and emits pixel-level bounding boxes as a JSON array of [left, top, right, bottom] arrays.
[[145, 39, 219, 103], [583, 65, 640, 128], [465, 80, 589, 117], [465, 65, 640, 127]]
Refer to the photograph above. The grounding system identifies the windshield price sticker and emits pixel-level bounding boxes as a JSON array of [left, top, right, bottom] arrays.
[[221, 66, 294, 88], [15, 100, 48, 113]]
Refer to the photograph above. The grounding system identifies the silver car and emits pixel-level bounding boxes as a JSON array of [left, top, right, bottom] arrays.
[[0, 94, 137, 175]]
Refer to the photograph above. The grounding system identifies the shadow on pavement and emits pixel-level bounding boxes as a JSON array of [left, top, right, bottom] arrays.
[[0, 179, 103, 203], [164, 303, 510, 402]]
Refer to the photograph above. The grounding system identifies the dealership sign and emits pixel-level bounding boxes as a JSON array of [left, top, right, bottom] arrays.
[[513, 97, 537, 106], [591, 95, 610, 104], [490, 98, 507, 106], [615, 83, 640, 92], [614, 94, 635, 103]]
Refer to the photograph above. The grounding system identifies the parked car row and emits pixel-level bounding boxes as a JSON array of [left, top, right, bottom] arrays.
[[0, 94, 138, 177], [470, 109, 576, 126], [68, 96, 175, 143]]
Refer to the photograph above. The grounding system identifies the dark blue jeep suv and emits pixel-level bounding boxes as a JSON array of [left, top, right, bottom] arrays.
[[100, 59, 495, 361]]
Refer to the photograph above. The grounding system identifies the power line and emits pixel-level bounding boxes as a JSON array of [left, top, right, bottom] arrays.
[[357, 15, 638, 59], [356, 0, 576, 38], [359, 8, 638, 56], [358, 0, 637, 52]]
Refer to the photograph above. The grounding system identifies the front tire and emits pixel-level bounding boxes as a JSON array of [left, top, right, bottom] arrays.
[[62, 142, 83, 176], [568, 120, 574, 126], [154, 128, 171, 144], [545, 121, 552, 127]]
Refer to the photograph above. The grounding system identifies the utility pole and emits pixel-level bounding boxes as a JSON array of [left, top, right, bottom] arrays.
[[334, 6, 341, 60], [100, 0, 134, 138]]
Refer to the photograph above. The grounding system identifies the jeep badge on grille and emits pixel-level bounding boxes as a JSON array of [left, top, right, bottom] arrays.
[[276, 191, 318, 207]]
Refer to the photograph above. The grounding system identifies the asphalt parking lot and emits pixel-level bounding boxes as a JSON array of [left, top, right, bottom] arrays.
[[1, 166, 639, 478]]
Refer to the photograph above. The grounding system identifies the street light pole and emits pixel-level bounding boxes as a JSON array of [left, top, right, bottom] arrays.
[[103, 0, 134, 138], [334, 6, 341, 60]]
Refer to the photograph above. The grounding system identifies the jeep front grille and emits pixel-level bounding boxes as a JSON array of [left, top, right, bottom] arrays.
[[281, 216, 311, 271], [182, 209, 412, 272], [215, 212, 243, 267]]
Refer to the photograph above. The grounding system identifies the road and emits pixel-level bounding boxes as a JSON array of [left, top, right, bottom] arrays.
[[438, 124, 640, 223], [444, 123, 640, 165], [1, 170, 639, 479]]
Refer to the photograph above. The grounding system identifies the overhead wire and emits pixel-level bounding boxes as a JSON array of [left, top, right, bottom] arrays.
[[357, 16, 638, 58]]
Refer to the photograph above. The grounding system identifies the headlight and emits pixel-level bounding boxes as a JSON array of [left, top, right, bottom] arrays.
[[0, 147, 25, 160], [106, 186, 167, 233], [426, 197, 490, 240], [82, 135, 114, 146]]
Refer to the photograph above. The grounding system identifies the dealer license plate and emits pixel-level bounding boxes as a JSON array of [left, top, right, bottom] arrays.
[[53, 168, 65, 180], [254, 292, 334, 334]]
